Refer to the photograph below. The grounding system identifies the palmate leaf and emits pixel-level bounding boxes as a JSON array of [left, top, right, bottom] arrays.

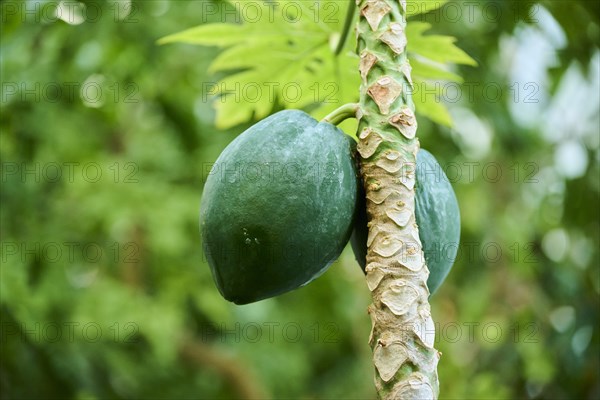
[[159, 0, 475, 129], [412, 80, 453, 126], [410, 58, 463, 83], [407, 22, 478, 66], [160, 1, 345, 128]]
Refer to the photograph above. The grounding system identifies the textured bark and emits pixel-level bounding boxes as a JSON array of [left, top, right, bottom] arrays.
[[355, 1, 440, 398]]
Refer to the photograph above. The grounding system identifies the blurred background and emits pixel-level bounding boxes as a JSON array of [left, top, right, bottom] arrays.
[[1, 1, 598, 399]]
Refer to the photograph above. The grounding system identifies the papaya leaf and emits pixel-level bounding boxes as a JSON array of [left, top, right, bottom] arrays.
[[407, 22, 478, 66], [158, 1, 475, 129], [159, 1, 353, 129], [412, 79, 453, 126], [157, 24, 248, 46], [411, 58, 463, 83], [413, 92, 453, 127]]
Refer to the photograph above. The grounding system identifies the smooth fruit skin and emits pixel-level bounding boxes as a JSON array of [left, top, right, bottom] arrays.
[[350, 149, 460, 295], [200, 110, 359, 304]]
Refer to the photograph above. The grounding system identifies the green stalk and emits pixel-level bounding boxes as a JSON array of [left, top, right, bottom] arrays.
[[355, 1, 440, 398], [321, 103, 359, 125], [335, 0, 357, 56]]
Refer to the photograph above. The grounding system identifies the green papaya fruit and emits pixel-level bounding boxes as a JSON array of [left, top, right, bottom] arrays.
[[200, 110, 359, 304], [350, 149, 460, 295]]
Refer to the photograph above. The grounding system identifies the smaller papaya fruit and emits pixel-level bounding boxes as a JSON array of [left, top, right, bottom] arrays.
[[350, 149, 460, 295], [200, 110, 359, 304]]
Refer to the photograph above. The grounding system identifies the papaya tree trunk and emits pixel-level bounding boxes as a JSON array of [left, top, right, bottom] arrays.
[[355, 1, 440, 398]]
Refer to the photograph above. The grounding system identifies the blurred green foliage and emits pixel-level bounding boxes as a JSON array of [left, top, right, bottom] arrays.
[[1, 1, 599, 399]]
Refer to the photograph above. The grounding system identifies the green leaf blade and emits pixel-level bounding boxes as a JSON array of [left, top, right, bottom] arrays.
[[157, 24, 247, 46], [407, 22, 478, 66], [411, 58, 463, 83], [159, 3, 474, 129]]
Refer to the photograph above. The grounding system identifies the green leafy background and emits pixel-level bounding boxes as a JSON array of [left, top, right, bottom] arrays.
[[1, 1, 599, 399]]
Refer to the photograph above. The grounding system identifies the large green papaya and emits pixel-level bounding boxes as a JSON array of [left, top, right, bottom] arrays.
[[200, 110, 359, 304], [350, 149, 460, 295]]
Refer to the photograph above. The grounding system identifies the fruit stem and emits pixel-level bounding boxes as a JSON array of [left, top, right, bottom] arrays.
[[321, 103, 359, 125], [334, 0, 356, 56]]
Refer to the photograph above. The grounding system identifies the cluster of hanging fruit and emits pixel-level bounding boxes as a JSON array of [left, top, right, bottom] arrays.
[[200, 110, 460, 304]]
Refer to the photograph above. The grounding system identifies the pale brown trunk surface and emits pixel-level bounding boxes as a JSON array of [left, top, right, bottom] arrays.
[[355, 1, 440, 398]]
